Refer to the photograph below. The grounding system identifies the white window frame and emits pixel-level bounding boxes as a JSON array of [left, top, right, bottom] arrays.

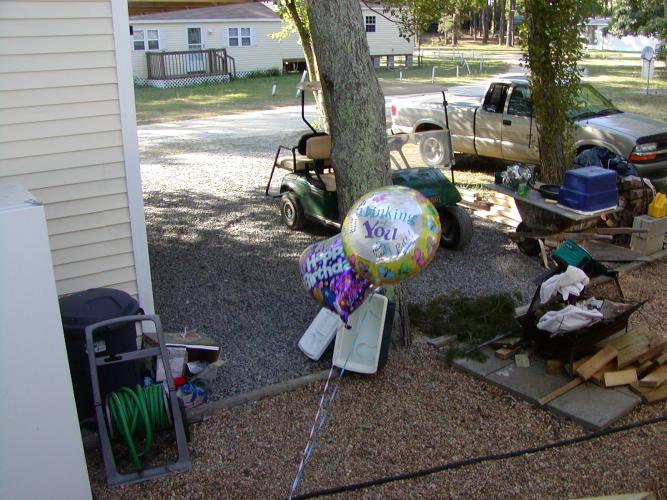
[[365, 16, 376, 33], [132, 27, 160, 51], [186, 26, 204, 50], [227, 26, 253, 47]]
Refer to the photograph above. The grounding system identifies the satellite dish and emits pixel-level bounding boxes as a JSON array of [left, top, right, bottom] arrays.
[[641, 46, 655, 61]]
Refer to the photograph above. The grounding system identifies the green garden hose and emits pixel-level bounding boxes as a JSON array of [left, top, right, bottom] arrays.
[[106, 384, 169, 471]]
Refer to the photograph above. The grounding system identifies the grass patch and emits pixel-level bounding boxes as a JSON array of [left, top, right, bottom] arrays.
[[134, 58, 510, 125], [377, 56, 510, 85], [582, 58, 667, 123], [409, 292, 521, 361], [134, 73, 315, 125]]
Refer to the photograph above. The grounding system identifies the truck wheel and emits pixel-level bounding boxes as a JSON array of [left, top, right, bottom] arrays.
[[281, 192, 305, 230], [438, 207, 473, 250], [419, 133, 446, 167], [515, 222, 541, 256]]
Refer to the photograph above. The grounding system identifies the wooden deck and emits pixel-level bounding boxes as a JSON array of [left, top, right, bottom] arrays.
[[146, 48, 236, 80]]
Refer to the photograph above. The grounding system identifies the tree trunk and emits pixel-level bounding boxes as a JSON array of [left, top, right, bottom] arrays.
[[452, 11, 459, 46], [283, 0, 328, 129], [491, 0, 497, 41], [472, 12, 477, 40], [482, 6, 489, 44], [506, 0, 515, 46], [498, 0, 506, 45], [305, 0, 411, 345], [664, 0, 667, 74]]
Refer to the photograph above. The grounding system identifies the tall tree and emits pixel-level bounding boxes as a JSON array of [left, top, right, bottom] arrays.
[[304, 0, 411, 344], [383, 0, 451, 63], [274, 0, 329, 128], [609, 0, 667, 66], [521, 0, 595, 183], [498, 0, 506, 45], [481, 3, 489, 43], [506, 0, 515, 46]]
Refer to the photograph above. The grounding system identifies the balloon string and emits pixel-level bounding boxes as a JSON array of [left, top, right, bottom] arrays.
[[288, 289, 380, 499]]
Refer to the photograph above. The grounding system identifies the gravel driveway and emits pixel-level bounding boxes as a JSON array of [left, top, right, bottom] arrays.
[[139, 109, 544, 400], [88, 260, 667, 498]]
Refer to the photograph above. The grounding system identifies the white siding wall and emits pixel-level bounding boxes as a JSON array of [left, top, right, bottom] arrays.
[[130, 9, 412, 80], [361, 7, 413, 56], [130, 20, 303, 78], [0, 0, 140, 297]]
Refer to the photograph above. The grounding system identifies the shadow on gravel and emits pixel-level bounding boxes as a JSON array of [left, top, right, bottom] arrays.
[[144, 187, 336, 399], [143, 184, 544, 399]]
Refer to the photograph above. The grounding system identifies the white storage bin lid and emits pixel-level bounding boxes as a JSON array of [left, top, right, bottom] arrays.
[[333, 294, 388, 374], [298, 308, 341, 361]]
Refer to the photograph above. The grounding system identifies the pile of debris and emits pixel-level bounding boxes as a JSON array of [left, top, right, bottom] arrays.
[[539, 330, 667, 406]]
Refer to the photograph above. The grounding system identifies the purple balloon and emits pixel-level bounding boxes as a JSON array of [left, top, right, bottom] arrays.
[[299, 235, 370, 324]]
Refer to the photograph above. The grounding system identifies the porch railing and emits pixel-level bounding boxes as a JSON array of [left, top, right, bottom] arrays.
[[146, 48, 236, 80]]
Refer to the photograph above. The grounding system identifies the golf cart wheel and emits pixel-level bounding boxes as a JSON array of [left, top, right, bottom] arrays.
[[281, 191, 305, 230], [515, 222, 541, 256], [438, 206, 473, 250], [419, 133, 446, 167]]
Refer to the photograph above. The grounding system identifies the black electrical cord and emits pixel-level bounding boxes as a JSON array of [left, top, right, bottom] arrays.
[[291, 414, 667, 499]]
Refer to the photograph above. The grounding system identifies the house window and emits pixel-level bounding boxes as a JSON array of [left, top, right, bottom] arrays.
[[365, 16, 376, 32], [228, 27, 252, 47], [132, 28, 159, 51]]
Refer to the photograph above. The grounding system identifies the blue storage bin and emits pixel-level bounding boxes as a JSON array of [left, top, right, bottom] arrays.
[[557, 166, 617, 212]]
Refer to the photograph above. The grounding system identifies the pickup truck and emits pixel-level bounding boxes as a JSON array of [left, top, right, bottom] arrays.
[[390, 75, 667, 190]]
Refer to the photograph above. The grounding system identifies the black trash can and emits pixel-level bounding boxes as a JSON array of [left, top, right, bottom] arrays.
[[59, 288, 143, 422]]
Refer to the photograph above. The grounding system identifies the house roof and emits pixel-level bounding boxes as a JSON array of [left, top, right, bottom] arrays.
[[129, 3, 278, 22]]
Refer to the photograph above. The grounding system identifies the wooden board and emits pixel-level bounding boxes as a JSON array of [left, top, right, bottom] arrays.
[[546, 359, 564, 375], [603, 368, 638, 387], [644, 384, 667, 403], [495, 346, 520, 360], [637, 360, 656, 378], [581, 241, 649, 263], [427, 335, 457, 348], [613, 332, 667, 368], [629, 382, 654, 398], [538, 377, 583, 406], [639, 364, 667, 387], [575, 345, 619, 381], [654, 352, 667, 365], [492, 336, 521, 349], [590, 361, 616, 386]]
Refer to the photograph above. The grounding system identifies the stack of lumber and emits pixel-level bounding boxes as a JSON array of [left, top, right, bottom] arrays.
[[458, 188, 521, 228], [576, 331, 667, 403], [538, 330, 666, 406]]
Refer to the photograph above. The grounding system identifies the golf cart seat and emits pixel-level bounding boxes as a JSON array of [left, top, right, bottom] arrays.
[[278, 156, 312, 171], [304, 134, 337, 191], [277, 133, 332, 171]]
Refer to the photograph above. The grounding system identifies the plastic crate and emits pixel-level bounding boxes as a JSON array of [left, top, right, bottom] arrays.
[[557, 166, 617, 212]]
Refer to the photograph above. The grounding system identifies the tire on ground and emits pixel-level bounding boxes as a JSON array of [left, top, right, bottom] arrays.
[[514, 222, 541, 256], [437, 206, 473, 250], [281, 191, 306, 230]]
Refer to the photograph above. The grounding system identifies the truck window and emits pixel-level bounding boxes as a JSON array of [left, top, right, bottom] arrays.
[[483, 83, 510, 113], [507, 85, 532, 117]]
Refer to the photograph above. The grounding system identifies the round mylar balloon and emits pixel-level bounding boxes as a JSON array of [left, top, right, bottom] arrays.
[[298, 234, 370, 324], [342, 186, 441, 285]]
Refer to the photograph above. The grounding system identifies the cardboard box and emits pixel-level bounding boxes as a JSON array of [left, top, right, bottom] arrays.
[[144, 329, 221, 378]]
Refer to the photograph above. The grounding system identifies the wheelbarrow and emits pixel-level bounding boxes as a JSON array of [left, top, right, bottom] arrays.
[[485, 183, 620, 257]]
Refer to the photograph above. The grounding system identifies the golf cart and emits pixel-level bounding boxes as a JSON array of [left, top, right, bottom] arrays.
[[265, 82, 473, 250]]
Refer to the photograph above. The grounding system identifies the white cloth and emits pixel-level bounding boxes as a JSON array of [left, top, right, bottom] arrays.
[[537, 305, 603, 335], [539, 266, 590, 304]]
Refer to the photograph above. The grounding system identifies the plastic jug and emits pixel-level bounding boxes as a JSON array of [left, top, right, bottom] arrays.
[[648, 193, 667, 218]]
